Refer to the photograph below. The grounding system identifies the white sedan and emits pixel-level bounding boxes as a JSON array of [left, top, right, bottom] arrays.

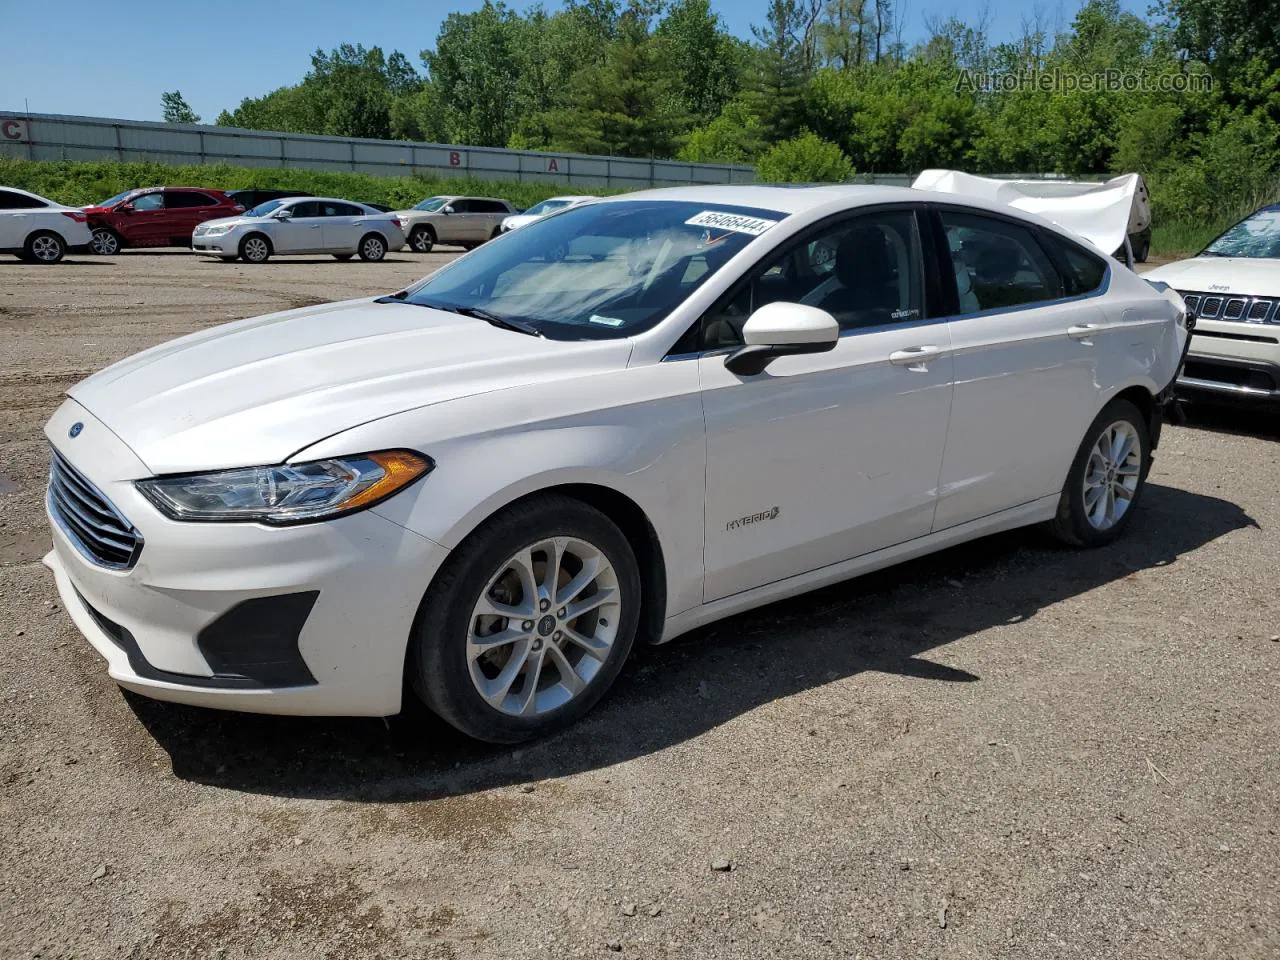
[[192, 197, 405, 263], [43, 185, 1188, 742], [500, 195, 596, 233], [0, 186, 92, 263]]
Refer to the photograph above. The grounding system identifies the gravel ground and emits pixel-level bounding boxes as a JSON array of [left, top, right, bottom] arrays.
[[1, 250, 1277, 960]]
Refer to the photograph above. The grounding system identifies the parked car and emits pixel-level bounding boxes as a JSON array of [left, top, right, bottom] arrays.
[[500, 195, 595, 233], [225, 189, 313, 211], [43, 184, 1187, 743], [1142, 203, 1280, 408], [0, 187, 92, 263], [191, 196, 405, 263], [395, 196, 518, 252], [85, 187, 244, 255]]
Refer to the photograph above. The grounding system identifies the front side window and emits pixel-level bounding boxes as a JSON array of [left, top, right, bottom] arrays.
[[701, 209, 925, 348], [449, 199, 474, 213], [1203, 207, 1280, 259], [289, 201, 322, 218], [401, 200, 788, 340], [130, 192, 165, 211], [940, 211, 1063, 312]]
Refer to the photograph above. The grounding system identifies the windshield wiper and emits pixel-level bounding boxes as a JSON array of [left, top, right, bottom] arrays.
[[376, 297, 544, 337]]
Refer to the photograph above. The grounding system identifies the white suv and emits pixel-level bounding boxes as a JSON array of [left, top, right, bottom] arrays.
[[0, 187, 92, 263], [1143, 204, 1280, 408]]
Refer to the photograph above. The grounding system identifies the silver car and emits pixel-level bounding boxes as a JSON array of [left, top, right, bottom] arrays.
[[193, 197, 406, 264], [394, 196, 518, 253]]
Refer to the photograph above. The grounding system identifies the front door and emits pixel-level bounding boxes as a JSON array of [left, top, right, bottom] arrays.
[[117, 191, 168, 246], [698, 208, 955, 601], [273, 201, 325, 254]]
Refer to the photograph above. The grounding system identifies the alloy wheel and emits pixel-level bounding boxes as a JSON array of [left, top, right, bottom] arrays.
[[242, 237, 269, 263], [91, 230, 118, 256], [1082, 420, 1141, 531], [362, 236, 385, 260], [467, 537, 621, 717], [30, 235, 63, 262]]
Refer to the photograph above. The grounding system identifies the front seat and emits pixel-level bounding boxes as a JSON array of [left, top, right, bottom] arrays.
[[818, 227, 899, 327]]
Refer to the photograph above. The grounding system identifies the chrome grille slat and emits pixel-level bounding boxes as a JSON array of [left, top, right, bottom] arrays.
[[1176, 290, 1279, 325], [48, 450, 142, 570]]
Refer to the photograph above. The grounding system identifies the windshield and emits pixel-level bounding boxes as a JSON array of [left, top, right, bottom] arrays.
[[1203, 207, 1280, 258], [401, 200, 787, 340], [98, 190, 138, 208], [245, 199, 285, 218], [524, 198, 575, 216], [413, 196, 450, 212]]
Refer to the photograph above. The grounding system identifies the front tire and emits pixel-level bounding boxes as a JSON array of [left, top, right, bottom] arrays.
[[408, 496, 641, 743], [90, 228, 120, 256], [239, 233, 271, 264], [409, 226, 435, 253], [1048, 398, 1151, 547], [358, 233, 387, 262]]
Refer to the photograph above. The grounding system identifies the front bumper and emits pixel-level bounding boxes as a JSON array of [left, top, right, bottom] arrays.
[[193, 236, 231, 254], [1175, 320, 1280, 405], [43, 399, 450, 716]]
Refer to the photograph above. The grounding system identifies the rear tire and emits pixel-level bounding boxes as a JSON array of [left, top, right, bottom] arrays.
[[90, 228, 120, 256], [1048, 398, 1151, 547], [239, 233, 271, 264], [408, 495, 641, 744], [409, 226, 435, 253], [358, 233, 387, 262], [25, 231, 66, 264]]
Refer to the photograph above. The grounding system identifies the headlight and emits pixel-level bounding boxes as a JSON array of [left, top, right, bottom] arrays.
[[136, 450, 431, 524], [201, 224, 234, 237]]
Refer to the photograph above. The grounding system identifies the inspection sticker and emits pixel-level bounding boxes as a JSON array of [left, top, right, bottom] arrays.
[[684, 210, 779, 236]]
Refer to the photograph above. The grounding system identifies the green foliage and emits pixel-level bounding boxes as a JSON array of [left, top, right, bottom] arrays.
[[161, 91, 199, 125], [677, 100, 765, 163], [755, 131, 854, 182], [0, 158, 615, 212]]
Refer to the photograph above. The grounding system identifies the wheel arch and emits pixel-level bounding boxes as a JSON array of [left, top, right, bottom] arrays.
[[1104, 380, 1162, 449], [429, 481, 669, 647]]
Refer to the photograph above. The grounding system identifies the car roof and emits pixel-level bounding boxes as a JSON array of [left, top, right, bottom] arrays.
[[285, 196, 371, 206], [602, 183, 1096, 235]]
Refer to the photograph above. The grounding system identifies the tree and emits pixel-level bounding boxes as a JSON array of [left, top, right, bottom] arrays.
[[755, 130, 853, 181], [423, 1, 523, 146], [655, 0, 744, 123], [161, 91, 200, 125], [741, 0, 813, 142]]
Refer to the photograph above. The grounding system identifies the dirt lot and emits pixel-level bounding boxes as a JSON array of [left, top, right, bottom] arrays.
[[1, 251, 1278, 960]]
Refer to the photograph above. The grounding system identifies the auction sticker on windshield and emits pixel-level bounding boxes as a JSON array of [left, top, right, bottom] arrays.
[[684, 211, 779, 236]]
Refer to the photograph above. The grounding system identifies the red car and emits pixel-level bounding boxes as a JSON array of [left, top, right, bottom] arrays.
[[85, 187, 244, 255]]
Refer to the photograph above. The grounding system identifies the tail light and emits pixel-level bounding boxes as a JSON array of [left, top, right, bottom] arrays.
[[61, 211, 88, 223]]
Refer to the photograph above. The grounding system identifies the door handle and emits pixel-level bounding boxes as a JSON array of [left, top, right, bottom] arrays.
[[889, 345, 943, 366], [1067, 324, 1099, 340], [311, 224, 322, 229]]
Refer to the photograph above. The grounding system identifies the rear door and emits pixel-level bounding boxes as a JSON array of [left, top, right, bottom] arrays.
[[444, 198, 479, 243], [930, 206, 1101, 529], [319, 201, 364, 250], [163, 190, 225, 243], [0, 189, 45, 249], [474, 200, 509, 240]]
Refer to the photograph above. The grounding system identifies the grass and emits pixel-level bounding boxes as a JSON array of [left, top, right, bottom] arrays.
[[1150, 220, 1219, 259], [0, 158, 618, 210]]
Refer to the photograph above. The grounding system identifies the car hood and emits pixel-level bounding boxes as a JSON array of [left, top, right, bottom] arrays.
[[82, 205, 115, 216], [68, 298, 633, 474], [196, 215, 255, 230], [503, 214, 538, 229], [1142, 257, 1280, 297]]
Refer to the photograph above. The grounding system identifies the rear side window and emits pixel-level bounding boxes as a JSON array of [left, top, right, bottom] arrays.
[[1047, 235, 1109, 295], [939, 210, 1064, 313], [0, 190, 47, 209], [166, 191, 219, 208], [323, 202, 363, 217], [475, 200, 508, 214]]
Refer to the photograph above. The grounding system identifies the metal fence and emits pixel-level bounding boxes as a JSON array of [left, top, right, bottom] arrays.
[[0, 112, 757, 189]]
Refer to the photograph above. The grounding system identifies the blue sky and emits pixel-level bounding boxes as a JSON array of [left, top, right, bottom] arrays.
[[1, 0, 1145, 123]]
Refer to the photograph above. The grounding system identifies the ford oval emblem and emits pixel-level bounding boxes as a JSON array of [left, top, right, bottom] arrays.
[[69, 422, 83, 438]]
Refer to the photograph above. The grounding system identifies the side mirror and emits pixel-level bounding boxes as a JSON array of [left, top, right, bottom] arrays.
[[442, 205, 455, 215], [273, 209, 292, 220], [118, 203, 134, 213], [725, 302, 839, 376]]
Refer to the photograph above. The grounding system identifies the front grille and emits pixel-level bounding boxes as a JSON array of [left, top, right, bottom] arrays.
[[1178, 291, 1276, 324], [48, 450, 142, 570]]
